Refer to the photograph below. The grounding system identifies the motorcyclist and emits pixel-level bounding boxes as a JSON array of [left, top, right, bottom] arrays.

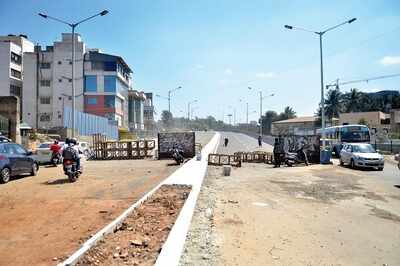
[[50, 140, 61, 162], [62, 138, 81, 172]]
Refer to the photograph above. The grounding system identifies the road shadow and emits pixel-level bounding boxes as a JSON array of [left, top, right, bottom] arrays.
[[394, 185, 400, 190], [42, 178, 71, 185]]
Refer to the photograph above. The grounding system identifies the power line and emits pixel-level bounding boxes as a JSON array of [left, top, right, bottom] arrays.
[[327, 73, 400, 87]]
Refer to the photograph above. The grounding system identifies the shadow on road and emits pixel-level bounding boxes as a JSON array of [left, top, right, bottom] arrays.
[[42, 178, 71, 185], [394, 185, 400, 189]]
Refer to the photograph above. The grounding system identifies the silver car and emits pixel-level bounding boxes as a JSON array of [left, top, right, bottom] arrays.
[[339, 143, 384, 170]]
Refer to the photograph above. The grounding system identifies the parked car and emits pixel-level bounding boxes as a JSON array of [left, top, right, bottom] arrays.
[[339, 143, 384, 170], [76, 141, 90, 156], [0, 142, 39, 183], [0, 136, 11, 143]]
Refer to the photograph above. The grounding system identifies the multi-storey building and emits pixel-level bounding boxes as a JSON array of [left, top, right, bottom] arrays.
[[143, 92, 155, 132], [83, 50, 132, 127], [0, 34, 34, 116], [23, 33, 86, 129], [128, 90, 146, 131]]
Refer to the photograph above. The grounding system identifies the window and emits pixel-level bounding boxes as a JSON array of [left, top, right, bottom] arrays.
[[104, 61, 116, 71], [40, 113, 51, 122], [58, 61, 62, 65], [91, 61, 103, 70], [40, 62, 51, 69], [59, 79, 62, 83], [84, 75, 97, 92], [10, 69, 21, 79], [11, 144, 27, 155], [40, 96, 51, 104], [87, 97, 97, 105], [10, 85, 21, 96], [104, 76, 116, 92], [105, 96, 115, 108], [40, 80, 51, 87], [11, 52, 21, 64]]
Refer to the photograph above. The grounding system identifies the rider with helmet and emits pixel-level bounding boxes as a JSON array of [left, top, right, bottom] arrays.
[[62, 138, 81, 172]]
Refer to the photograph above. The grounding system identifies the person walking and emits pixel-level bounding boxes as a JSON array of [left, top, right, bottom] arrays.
[[258, 135, 262, 147], [224, 137, 229, 147], [273, 137, 284, 167]]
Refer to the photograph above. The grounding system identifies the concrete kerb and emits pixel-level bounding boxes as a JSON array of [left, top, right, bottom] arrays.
[[58, 132, 221, 266]]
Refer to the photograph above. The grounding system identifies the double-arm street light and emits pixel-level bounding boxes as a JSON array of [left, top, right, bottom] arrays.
[[248, 87, 274, 138], [38, 10, 109, 138], [284, 18, 356, 153], [156, 86, 182, 114]]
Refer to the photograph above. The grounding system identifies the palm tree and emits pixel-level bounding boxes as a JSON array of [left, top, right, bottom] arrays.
[[325, 88, 343, 123], [344, 88, 361, 112]]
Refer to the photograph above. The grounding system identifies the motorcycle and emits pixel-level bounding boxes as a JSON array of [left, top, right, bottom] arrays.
[[285, 147, 309, 167], [51, 152, 62, 167], [171, 147, 185, 165], [63, 159, 81, 182]]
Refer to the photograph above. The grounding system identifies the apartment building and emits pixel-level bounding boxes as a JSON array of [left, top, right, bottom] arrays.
[[339, 111, 390, 131], [143, 92, 155, 132], [83, 50, 132, 127], [23, 33, 85, 129], [128, 90, 145, 131], [0, 34, 34, 116]]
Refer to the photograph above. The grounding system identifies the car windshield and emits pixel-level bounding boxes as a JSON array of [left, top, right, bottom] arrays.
[[39, 143, 50, 148], [353, 144, 376, 153]]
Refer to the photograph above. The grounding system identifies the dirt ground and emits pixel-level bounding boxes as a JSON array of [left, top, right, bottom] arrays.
[[78, 184, 191, 266], [0, 131, 214, 266], [182, 163, 400, 266]]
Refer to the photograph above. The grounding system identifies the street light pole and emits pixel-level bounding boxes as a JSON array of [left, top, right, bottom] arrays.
[[284, 18, 356, 153], [187, 99, 197, 120], [38, 10, 109, 138], [167, 86, 182, 113], [248, 87, 274, 138]]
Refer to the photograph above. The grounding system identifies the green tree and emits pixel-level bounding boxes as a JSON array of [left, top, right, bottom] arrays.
[[279, 106, 296, 120], [261, 110, 278, 134], [161, 110, 173, 129], [343, 88, 361, 112], [325, 88, 343, 123]]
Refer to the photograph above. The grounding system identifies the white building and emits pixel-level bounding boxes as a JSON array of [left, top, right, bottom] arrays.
[[23, 33, 85, 129], [0, 34, 34, 115]]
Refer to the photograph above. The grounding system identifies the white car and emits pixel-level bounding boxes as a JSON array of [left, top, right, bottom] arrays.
[[35, 142, 65, 164], [339, 143, 384, 170]]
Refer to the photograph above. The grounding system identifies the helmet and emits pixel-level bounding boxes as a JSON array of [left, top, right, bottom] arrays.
[[54, 140, 59, 144], [65, 138, 70, 145], [70, 138, 77, 145]]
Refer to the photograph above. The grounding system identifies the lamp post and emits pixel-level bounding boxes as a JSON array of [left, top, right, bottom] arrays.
[[187, 99, 198, 120], [38, 10, 109, 138], [156, 86, 182, 114], [284, 18, 356, 153], [248, 87, 274, 138]]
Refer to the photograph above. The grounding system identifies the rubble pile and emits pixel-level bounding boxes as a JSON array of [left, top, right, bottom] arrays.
[[77, 184, 191, 266]]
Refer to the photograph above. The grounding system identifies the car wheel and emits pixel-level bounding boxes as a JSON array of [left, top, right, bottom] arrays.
[[339, 157, 344, 166], [0, 168, 11, 183], [350, 159, 355, 169], [30, 163, 38, 176], [378, 167, 384, 171]]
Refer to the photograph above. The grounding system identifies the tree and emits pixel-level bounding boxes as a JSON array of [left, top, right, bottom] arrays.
[[161, 110, 173, 129], [343, 88, 361, 112], [279, 106, 296, 120], [261, 110, 278, 134], [325, 88, 343, 123]]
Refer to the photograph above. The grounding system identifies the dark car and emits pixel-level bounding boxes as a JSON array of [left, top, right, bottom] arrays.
[[0, 142, 39, 183]]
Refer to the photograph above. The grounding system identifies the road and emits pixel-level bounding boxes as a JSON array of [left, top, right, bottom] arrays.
[[181, 132, 400, 266]]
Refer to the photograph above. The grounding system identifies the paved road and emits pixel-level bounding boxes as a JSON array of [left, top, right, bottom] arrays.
[[217, 132, 273, 154], [218, 131, 399, 183]]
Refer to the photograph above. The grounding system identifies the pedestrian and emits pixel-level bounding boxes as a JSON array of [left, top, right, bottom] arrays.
[[273, 137, 284, 167], [224, 137, 229, 147], [258, 135, 262, 147]]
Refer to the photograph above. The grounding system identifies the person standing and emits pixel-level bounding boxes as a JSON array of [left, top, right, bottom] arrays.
[[273, 138, 281, 167], [258, 135, 262, 147], [224, 137, 229, 147]]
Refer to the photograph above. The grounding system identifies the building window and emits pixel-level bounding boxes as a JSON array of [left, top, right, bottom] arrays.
[[69, 61, 72, 65], [39, 113, 51, 122], [91, 61, 103, 70], [104, 61, 117, 71], [11, 52, 22, 65], [40, 80, 51, 87], [84, 75, 97, 92], [87, 97, 97, 105], [10, 85, 21, 96], [40, 62, 51, 69], [59, 79, 62, 83], [105, 96, 115, 108], [40, 96, 51, 104], [104, 76, 116, 92], [10, 69, 22, 79], [58, 61, 62, 65]]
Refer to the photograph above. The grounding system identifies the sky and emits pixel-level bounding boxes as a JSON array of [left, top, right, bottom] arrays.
[[1, 0, 400, 122]]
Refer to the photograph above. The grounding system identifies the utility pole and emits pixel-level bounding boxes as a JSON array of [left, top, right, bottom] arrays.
[[259, 91, 263, 137], [246, 102, 249, 124]]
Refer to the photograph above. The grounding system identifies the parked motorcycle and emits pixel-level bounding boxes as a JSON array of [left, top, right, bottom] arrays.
[[285, 147, 309, 167], [171, 147, 185, 165], [63, 159, 81, 182], [51, 152, 62, 167]]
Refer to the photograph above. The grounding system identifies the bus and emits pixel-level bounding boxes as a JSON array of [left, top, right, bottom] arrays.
[[317, 124, 371, 156]]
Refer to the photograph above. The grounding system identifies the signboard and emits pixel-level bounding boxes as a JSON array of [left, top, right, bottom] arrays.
[[158, 132, 196, 159]]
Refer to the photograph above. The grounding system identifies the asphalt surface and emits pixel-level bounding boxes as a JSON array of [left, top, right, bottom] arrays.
[[217, 131, 399, 183]]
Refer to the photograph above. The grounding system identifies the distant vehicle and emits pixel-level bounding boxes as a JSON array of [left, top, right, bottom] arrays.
[[339, 143, 384, 170], [76, 141, 90, 156], [0, 142, 39, 183], [35, 142, 64, 164], [317, 124, 370, 156], [0, 136, 11, 143]]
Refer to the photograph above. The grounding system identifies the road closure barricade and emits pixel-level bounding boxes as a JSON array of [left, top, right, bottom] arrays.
[[234, 151, 274, 164], [208, 153, 242, 167], [92, 133, 155, 160]]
